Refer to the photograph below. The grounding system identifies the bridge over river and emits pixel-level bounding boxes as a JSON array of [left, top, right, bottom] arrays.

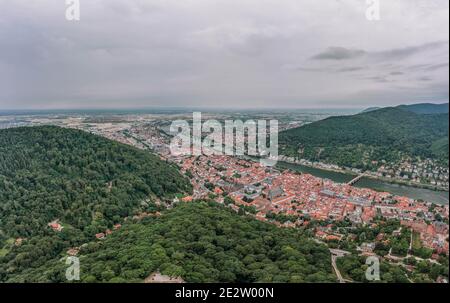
[[277, 161, 449, 205], [347, 174, 366, 186]]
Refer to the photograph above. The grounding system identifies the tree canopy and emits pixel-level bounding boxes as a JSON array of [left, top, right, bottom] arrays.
[[280, 107, 449, 169], [0, 126, 191, 280], [3, 202, 336, 283]]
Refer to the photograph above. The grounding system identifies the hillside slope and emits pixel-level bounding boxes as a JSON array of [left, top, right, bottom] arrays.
[[280, 106, 449, 169], [0, 126, 191, 238], [0, 126, 191, 279]]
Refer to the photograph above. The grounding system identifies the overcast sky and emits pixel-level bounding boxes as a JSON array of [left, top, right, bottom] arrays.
[[0, 0, 448, 109]]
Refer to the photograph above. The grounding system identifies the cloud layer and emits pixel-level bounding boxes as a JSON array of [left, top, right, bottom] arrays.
[[0, 0, 448, 109]]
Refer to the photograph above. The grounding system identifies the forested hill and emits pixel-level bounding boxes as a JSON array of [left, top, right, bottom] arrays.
[[4, 202, 336, 283], [280, 105, 449, 169], [361, 103, 449, 115], [0, 126, 191, 240], [397, 103, 449, 114], [0, 127, 335, 283]]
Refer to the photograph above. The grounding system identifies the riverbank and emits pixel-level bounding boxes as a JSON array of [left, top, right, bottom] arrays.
[[276, 161, 449, 205], [278, 159, 448, 192]]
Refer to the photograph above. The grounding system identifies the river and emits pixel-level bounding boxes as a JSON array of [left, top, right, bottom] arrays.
[[277, 162, 449, 205]]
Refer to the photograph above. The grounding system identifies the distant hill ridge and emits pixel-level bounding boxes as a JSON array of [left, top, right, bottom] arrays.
[[280, 103, 449, 169], [362, 102, 449, 114], [361, 107, 381, 113], [396, 103, 449, 114]]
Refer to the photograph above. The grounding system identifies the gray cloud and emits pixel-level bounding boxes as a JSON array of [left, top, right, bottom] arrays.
[[336, 66, 365, 73], [311, 47, 366, 61], [0, 0, 448, 109], [295, 66, 365, 73], [372, 41, 449, 61], [424, 63, 449, 71], [364, 76, 391, 83], [311, 41, 449, 64], [418, 76, 433, 81]]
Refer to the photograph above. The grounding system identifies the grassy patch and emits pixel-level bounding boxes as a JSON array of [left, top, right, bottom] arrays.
[[0, 248, 9, 257], [411, 231, 422, 250], [0, 239, 14, 257]]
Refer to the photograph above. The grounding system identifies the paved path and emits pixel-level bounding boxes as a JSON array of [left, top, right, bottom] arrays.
[[329, 249, 351, 283], [331, 255, 345, 283]]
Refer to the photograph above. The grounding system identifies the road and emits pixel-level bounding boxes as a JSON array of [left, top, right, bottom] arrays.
[[329, 249, 351, 283], [331, 254, 345, 283]]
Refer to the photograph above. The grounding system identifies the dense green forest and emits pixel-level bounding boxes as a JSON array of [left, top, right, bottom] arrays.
[[0, 126, 191, 279], [396, 103, 449, 115], [2, 202, 336, 283], [280, 104, 449, 169]]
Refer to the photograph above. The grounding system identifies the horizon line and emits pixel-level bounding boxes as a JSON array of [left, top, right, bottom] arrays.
[[0, 101, 448, 112]]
